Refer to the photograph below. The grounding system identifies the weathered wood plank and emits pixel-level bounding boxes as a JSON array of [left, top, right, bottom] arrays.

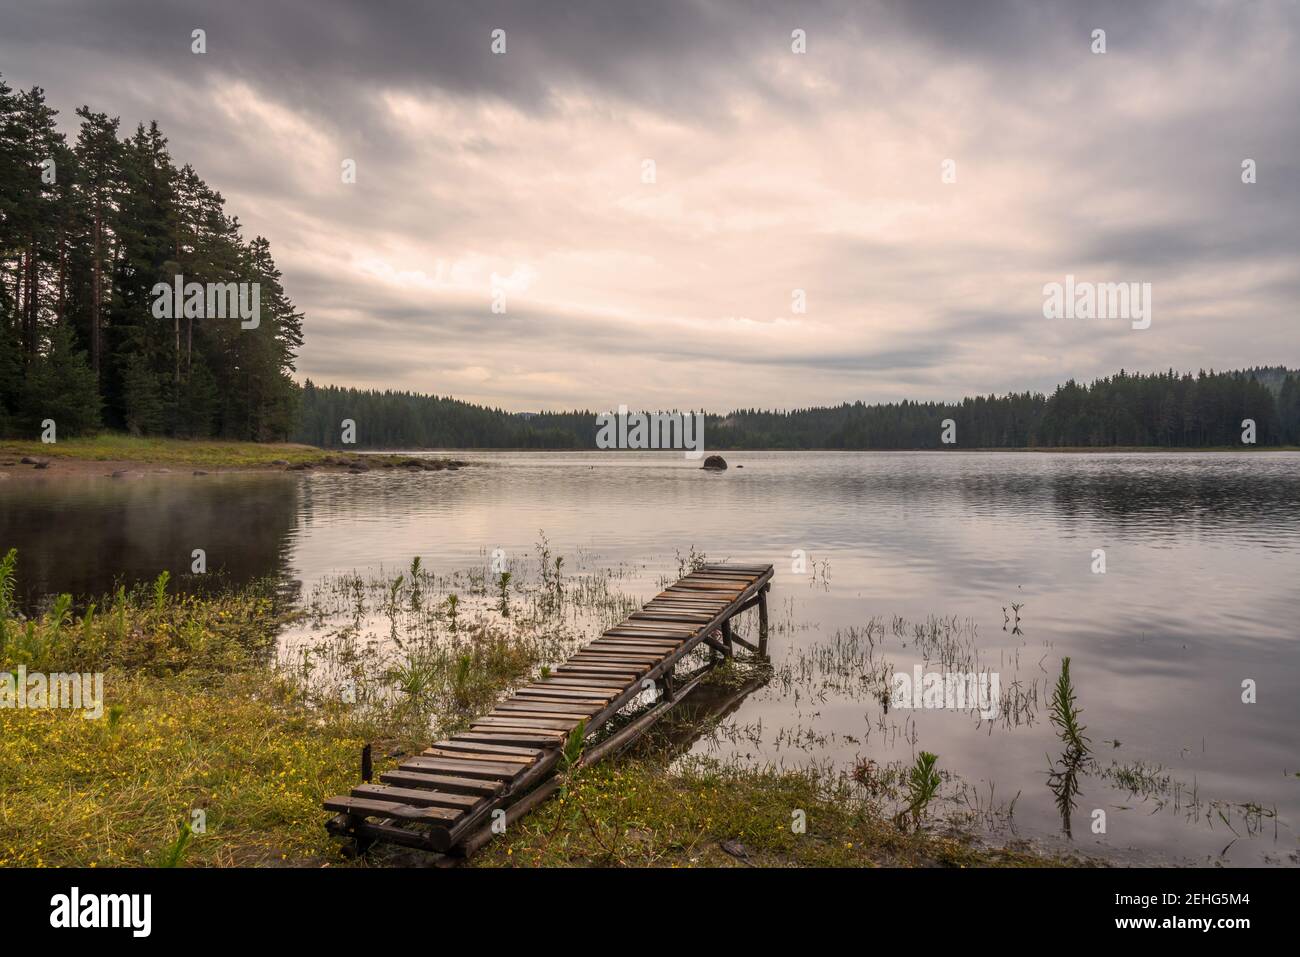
[[400, 757, 524, 779], [378, 769, 503, 796], [421, 746, 533, 764], [323, 796, 461, 823], [430, 740, 543, 757], [353, 783, 482, 811]]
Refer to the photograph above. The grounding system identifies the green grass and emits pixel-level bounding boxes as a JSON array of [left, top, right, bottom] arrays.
[[0, 434, 335, 468], [470, 759, 1079, 868], [0, 546, 1079, 869], [0, 433, 472, 471]]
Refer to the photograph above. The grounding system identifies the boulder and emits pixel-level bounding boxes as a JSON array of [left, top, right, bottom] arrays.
[[701, 454, 728, 471]]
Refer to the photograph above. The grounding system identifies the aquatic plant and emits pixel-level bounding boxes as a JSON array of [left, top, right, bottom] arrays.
[[497, 571, 512, 617], [903, 751, 942, 828], [152, 571, 170, 614], [0, 548, 16, 655], [452, 653, 474, 709], [1048, 657, 1089, 755]]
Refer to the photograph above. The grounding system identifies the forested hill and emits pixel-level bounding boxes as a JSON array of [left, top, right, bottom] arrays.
[[0, 77, 301, 440], [297, 367, 1300, 450]]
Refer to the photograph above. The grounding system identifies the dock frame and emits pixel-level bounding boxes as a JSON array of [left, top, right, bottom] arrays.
[[324, 562, 774, 858]]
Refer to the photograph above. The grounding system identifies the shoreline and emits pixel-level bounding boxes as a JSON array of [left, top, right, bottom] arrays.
[[4, 434, 1294, 482], [0, 436, 470, 480], [0, 559, 1093, 869]]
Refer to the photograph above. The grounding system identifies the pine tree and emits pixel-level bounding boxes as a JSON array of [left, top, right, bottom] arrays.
[[18, 318, 100, 436]]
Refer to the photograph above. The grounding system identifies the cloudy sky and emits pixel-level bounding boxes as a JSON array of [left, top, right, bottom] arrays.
[[2, 0, 1296, 411]]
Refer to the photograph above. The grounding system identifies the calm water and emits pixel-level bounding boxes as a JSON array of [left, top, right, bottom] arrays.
[[2, 451, 1297, 865]]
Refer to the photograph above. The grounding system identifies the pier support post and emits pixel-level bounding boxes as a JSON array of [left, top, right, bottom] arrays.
[[659, 667, 675, 702], [720, 618, 734, 658], [758, 585, 769, 657]]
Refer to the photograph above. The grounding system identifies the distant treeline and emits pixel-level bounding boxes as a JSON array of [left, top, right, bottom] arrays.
[[0, 77, 302, 441], [296, 367, 1300, 450]]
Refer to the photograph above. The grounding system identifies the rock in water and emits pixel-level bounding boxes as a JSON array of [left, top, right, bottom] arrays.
[[701, 455, 728, 471]]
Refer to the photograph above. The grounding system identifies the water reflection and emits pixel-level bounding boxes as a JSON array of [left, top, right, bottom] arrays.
[[1, 450, 1297, 865], [0, 474, 300, 610]]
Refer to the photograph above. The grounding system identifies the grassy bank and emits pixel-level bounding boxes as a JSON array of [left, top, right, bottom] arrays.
[[0, 434, 471, 473], [0, 549, 1076, 868], [1, 435, 334, 469]]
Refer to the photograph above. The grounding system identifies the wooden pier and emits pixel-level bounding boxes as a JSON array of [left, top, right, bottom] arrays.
[[323, 562, 773, 858]]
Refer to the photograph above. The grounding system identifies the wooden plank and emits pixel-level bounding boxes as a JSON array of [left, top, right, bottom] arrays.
[[470, 725, 568, 738], [568, 659, 660, 668], [452, 730, 568, 748], [509, 693, 617, 705], [631, 611, 714, 621], [400, 757, 525, 780], [646, 597, 729, 607], [474, 716, 577, 730], [518, 687, 612, 700], [590, 639, 679, 650], [495, 700, 603, 714], [421, 746, 533, 764], [353, 783, 482, 811], [378, 769, 503, 796], [586, 644, 677, 656], [430, 740, 543, 757], [585, 639, 676, 655], [647, 598, 733, 605], [535, 674, 632, 685], [323, 795, 461, 823], [598, 633, 691, 643], [609, 618, 700, 627], [487, 709, 592, 721], [598, 630, 686, 640], [594, 633, 684, 642], [592, 634, 691, 650], [556, 660, 645, 670], [554, 669, 643, 680]]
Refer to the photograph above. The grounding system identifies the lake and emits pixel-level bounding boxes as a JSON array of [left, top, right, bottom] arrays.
[[2, 450, 1297, 865]]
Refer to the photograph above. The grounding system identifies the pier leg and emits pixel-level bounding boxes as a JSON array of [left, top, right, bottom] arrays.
[[758, 586, 769, 657], [659, 667, 675, 702], [720, 618, 734, 658]]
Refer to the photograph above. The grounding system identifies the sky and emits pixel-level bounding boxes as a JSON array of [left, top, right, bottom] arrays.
[[1, 0, 1297, 412]]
